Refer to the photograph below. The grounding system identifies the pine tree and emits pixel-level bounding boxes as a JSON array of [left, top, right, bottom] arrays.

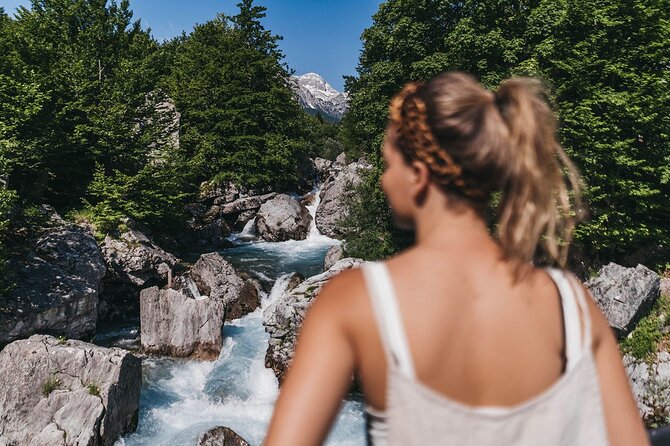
[[167, 0, 310, 192]]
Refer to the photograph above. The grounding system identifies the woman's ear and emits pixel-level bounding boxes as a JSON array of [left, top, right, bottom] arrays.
[[408, 159, 431, 205]]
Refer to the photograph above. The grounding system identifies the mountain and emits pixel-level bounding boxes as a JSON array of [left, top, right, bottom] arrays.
[[290, 72, 349, 122]]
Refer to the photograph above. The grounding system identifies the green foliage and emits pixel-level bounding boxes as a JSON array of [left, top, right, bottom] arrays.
[[339, 169, 414, 260], [56, 335, 67, 345], [87, 382, 100, 396], [620, 293, 670, 361], [166, 1, 311, 192], [304, 114, 347, 161], [341, 0, 670, 268], [0, 187, 17, 297], [42, 373, 61, 397]]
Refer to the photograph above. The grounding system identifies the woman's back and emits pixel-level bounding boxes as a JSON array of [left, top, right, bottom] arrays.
[[353, 245, 573, 414], [356, 246, 608, 445]]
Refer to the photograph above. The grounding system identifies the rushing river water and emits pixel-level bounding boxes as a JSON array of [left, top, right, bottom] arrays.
[[112, 186, 366, 446]]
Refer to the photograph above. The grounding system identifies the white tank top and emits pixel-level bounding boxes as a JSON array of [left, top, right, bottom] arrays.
[[360, 261, 609, 446]]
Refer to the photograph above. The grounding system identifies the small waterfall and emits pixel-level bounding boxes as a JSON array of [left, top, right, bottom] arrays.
[[264, 273, 294, 308], [304, 182, 327, 240], [185, 277, 207, 300], [240, 217, 256, 239]]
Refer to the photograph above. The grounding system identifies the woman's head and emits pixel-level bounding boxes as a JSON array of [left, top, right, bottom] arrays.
[[382, 71, 584, 273]]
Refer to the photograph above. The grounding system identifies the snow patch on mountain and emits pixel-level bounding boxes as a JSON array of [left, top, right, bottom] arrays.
[[290, 72, 349, 122]]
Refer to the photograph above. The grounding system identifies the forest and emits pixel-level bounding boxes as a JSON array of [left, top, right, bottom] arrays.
[[0, 0, 668, 287]]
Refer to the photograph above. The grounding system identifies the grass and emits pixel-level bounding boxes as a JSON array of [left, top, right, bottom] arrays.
[[87, 382, 100, 396], [42, 374, 61, 397], [619, 290, 670, 362]]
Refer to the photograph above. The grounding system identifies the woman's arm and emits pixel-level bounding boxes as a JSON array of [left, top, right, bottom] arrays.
[[578, 281, 650, 446], [263, 271, 357, 446]]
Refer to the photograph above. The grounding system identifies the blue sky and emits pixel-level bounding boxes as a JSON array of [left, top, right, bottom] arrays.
[[0, 0, 383, 91]]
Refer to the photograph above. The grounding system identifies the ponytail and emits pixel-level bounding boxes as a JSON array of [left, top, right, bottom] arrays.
[[493, 77, 583, 276]]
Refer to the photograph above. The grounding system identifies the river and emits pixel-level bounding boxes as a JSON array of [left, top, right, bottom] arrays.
[[109, 185, 366, 445]]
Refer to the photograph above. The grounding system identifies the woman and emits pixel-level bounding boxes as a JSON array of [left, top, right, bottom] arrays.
[[263, 71, 648, 445]]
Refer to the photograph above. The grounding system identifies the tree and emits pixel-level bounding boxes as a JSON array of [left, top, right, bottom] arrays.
[[167, 1, 311, 192], [340, 0, 670, 270]]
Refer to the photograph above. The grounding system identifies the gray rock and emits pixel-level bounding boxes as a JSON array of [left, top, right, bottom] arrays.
[[198, 426, 250, 446], [0, 205, 106, 345], [263, 257, 365, 383], [625, 352, 670, 424], [323, 244, 344, 271], [315, 160, 371, 238], [100, 221, 179, 321], [139, 253, 259, 359], [139, 286, 225, 360], [313, 157, 334, 180], [184, 203, 233, 248], [219, 192, 277, 215], [334, 152, 347, 166], [586, 263, 661, 337], [255, 194, 312, 242], [190, 252, 260, 321], [0, 334, 140, 446], [661, 277, 669, 297]]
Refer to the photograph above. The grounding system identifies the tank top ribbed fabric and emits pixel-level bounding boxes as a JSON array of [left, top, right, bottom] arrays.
[[360, 261, 609, 446]]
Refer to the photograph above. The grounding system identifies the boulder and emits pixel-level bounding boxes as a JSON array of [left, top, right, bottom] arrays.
[[323, 244, 344, 271], [263, 257, 365, 383], [219, 192, 277, 232], [140, 253, 259, 359], [334, 152, 347, 166], [0, 205, 106, 346], [255, 194, 312, 242], [198, 426, 250, 446], [139, 286, 225, 359], [100, 219, 179, 321], [586, 263, 661, 337], [0, 334, 141, 446], [190, 252, 260, 320], [315, 160, 371, 238], [625, 352, 670, 425], [313, 157, 334, 181], [184, 203, 233, 248]]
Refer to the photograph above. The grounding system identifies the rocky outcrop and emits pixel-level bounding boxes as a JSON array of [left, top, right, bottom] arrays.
[[586, 263, 661, 337], [255, 194, 312, 242], [315, 160, 371, 238], [184, 202, 234, 248], [625, 352, 670, 426], [140, 252, 259, 359], [198, 426, 250, 446], [219, 192, 277, 232], [263, 257, 365, 383], [0, 205, 106, 346], [0, 334, 141, 446], [100, 218, 179, 321], [189, 252, 260, 320], [313, 157, 334, 180], [139, 286, 225, 359], [323, 244, 344, 271]]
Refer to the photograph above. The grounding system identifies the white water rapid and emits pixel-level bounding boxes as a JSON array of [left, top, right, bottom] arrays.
[[116, 181, 365, 446]]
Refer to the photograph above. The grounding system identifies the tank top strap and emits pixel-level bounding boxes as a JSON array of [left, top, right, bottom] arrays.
[[565, 270, 593, 352], [361, 261, 416, 379], [545, 267, 590, 371]]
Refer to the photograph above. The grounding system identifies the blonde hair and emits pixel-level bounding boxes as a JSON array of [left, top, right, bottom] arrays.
[[388, 71, 584, 278]]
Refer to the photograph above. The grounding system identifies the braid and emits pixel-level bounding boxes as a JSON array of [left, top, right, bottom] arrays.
[[388, 82, 488, 200]]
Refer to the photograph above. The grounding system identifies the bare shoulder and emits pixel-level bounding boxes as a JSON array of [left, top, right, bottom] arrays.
[[307, 265, 369, 324]]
